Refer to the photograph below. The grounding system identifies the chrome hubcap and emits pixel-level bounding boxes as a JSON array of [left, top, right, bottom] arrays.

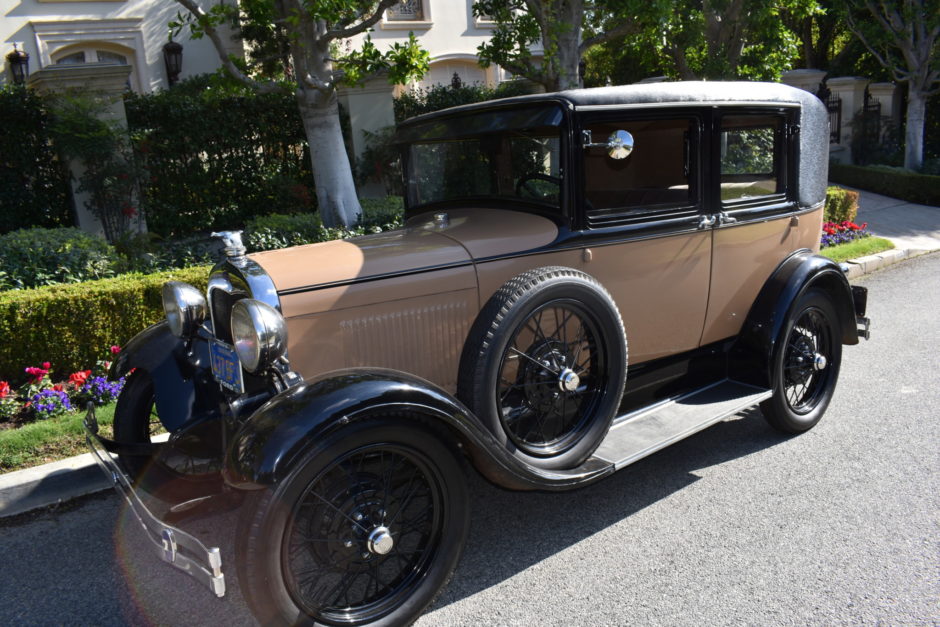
[[367, 526, 394, 555], [558, 368, 580, 392], [813, 353, 827, 371]]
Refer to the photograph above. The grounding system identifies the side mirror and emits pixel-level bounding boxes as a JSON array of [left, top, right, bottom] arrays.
[[582, 130, 635, 160]]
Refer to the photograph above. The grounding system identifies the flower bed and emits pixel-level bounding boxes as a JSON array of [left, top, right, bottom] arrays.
[[0, 346, 124, 426], [821, 220, 871, 249]]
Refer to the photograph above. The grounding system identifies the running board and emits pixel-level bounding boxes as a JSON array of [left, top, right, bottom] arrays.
[[593, 380, 772, 470]]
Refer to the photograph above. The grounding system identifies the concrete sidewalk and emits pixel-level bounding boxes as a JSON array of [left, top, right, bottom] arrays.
[[1, 186, 937, 519]]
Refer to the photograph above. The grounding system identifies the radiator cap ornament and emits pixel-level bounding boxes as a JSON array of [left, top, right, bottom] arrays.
[[211, 230, 247, 262]]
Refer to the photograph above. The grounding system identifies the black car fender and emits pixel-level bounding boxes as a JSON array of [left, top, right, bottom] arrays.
[[109, 321, 222, 431], [223, 368, 615, 493], [731, 249, 859, 388]]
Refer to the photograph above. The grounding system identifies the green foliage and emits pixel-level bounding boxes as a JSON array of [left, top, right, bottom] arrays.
[[394, 80, 533, 122], [828, 164, 940, 207], [125, 77, 313, 237], [245, 196, 404, 252], [340, 33, 430, 87], [824, 187, 860, 223], [356, 126, 403, 196], [46, 92, 145, 242], [0, 266, 209, 381], [0, 403, 115, 472], [0, 85, 71, 234], [0, 228, 116, 291]]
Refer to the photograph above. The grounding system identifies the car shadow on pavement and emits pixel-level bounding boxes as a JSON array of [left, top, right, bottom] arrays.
[[428, 407, 787, 612]]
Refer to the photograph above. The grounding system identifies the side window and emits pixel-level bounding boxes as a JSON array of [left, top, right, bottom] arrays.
[[583, 117, 696, 225], [720, 115, 785, 203]]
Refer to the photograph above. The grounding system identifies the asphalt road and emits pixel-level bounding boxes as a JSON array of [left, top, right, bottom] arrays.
[[1, 252, 937, 626]]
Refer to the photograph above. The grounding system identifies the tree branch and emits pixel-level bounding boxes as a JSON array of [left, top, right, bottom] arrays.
[[173, 0, 282, 93], [579, 21, 641, 54], [326, 0, 400, 40]]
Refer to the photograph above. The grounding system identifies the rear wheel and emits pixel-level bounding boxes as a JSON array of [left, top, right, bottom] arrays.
[[236, 417, 469, 626], [760, 289, 842, 433]]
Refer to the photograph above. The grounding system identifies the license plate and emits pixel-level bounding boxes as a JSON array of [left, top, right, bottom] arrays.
[[209, 339, 244, 394]]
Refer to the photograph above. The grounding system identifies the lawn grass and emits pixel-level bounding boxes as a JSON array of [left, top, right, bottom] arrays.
[[820, 237, 895, 264], [0, 403, 114, 473]]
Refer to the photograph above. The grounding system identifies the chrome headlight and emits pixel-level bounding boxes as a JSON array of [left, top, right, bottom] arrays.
[[162, 281, 207, 338], [231, 299, 287, 373]]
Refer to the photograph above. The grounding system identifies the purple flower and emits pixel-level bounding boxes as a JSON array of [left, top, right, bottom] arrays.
[[78, 376, 125, 406], [31, 389, 72, 419]]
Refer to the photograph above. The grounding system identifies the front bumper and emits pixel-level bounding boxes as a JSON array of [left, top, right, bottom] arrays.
[[83, 404, 225, 597]]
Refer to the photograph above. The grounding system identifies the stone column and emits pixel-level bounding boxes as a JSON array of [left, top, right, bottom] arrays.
[[780, 69, 827, 95], [28, 64, 145, 237], [826, 76, 869, 163], [337, 74, 397, 198]]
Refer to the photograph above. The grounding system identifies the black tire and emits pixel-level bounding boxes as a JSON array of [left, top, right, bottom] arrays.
[[760, 288, 842, 433], [458, 267, 628, 469], [235, 417, 470, 627], [112, 370, 164, 479]]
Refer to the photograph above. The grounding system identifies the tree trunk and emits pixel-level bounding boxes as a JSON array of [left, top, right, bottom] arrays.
[[296, 88, 362, 228], [903, 86, 926, 170]]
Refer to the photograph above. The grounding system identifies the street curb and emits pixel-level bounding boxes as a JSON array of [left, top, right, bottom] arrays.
[[0, 452, 111, 518], [842, 247, 928, 280], [0, 248, 932, 519]]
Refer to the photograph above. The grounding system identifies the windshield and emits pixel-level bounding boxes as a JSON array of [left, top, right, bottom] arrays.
[[399, 105, 565, 212]]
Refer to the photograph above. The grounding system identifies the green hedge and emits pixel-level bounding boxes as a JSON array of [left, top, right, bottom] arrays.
[[829, 164, 940, 207], [0, 85, 71, 234], [125, 76, 312, 238], [0, 266, 209, 382], [824, 187, 859, 223]]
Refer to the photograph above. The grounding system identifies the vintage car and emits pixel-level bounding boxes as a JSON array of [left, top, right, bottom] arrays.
[[85, 81, 870, 626]]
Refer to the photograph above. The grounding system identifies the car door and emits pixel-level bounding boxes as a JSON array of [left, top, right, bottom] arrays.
[[700, 107, 803, 346], [574, 111, 712, 365]]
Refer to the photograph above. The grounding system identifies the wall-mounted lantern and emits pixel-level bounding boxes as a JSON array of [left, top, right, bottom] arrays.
[[6, 44, 29, 85], [163, 40, 183, 86]]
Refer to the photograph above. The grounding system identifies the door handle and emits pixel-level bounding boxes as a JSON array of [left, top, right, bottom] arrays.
[[698, 215, 717, 229], [718, 212, 737, 225]]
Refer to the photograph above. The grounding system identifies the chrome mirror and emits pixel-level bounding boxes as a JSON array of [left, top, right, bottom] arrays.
[[581, 129, 635, 160], [606, 130, 634, 159]]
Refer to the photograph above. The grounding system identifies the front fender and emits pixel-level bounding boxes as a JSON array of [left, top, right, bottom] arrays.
[[731, 250, 858, 388], [224, 369, 614, 492], [110, 321, 222, 431]]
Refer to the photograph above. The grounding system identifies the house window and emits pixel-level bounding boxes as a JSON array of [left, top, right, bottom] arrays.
[[383, 0, 431, 28], [50, 44, 137, 90], [387, 0, 424, 21]]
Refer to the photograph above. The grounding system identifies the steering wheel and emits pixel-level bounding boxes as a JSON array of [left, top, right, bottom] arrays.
[[515, 173, 562, 199]]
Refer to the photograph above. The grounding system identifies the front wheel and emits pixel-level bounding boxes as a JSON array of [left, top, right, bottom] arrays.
[[236, 417, 469, 626], [760, 288, 842, 433]]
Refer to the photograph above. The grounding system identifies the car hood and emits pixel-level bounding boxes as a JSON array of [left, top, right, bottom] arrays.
[[249, 208, 559, 294]]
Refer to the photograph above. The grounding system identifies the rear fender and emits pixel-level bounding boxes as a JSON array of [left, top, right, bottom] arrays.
[[223, 369, 614, 492], [110, 322, 222, 431], [731, 250, 858, 388]]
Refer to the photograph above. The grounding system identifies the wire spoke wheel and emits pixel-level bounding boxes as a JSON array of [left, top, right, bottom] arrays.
[[496, 301, 607, 457], [760, 288, 842, 433], [283, 444, 444, 623]]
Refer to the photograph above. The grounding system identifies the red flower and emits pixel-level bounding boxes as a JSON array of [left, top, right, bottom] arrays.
[[24, 366, 48, 384], [69, 370, 92, 386], [0, 381, 9, 399], [110, 345, 122, 355], [53, 384, 64, 392], [42, 362, 50, 369]]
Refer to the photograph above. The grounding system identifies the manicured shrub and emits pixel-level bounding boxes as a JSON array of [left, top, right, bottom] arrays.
[[0, 227, 116, 291], [824, 187, 859, 223], [828, 164, 940, 207], [125, 76, 313, 237], [0, 265, 208, 381], [394, 80, 533, 123], [245, 197, 404, 252], [0, 85, 71, 234]]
